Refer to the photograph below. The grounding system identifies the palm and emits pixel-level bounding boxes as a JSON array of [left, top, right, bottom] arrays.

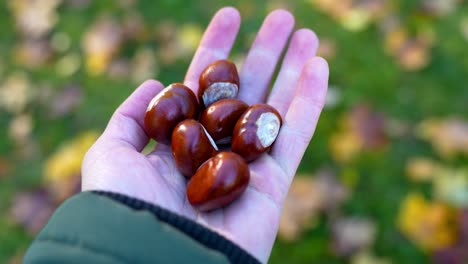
[[82, 7, 328, 263]]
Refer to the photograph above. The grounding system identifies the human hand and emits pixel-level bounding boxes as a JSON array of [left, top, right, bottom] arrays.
[[82, 7, 328, 263]]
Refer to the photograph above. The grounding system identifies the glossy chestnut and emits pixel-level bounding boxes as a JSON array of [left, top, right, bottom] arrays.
[[187, 152, 250, 211], [199, 99, 248, 145], [198, 60, 239, 108], [144, 83, 199, 144], [231, 104, 282, 162], [172, 119, 218, 178]]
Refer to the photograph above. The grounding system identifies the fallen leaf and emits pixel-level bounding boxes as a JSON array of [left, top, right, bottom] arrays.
[[107, 58, 131, 80], [8, 0, 61, 38], [131, 47, 159, 84], [55, 53, 81, 77], [433, 167, 468, 207], [324, 85, 342, 109], [317, 38, 337, 60], [417, 118, 468, 158], [0, 72, 31, 114], [0, 157, 12, 179], [421, 0, 459, 17], [279, 169, 348, 241], [48, 84, 83, 117], [433, 209, 468, 264], [43, 131, 99, 202], [406, 157, 439, 182], [9, 190, 55, 235], [157, 22, 202, 64], [397, 192, 458, 251], [311, 0, 388, 32], [14, 39, 53, 68], [350, 105, 388, 149], [329, 104, 388, 163], [122, 11, 148, 41], [398, 40, 431, 71], [82, 17, 124, 75], [8, 113, 33, 145], [351, 250, 392, 264], [332, 218, 376, 256]]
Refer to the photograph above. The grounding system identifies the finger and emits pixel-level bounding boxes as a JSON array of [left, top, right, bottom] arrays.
[[100, 80, 164, 151], [237, 9, 294, 105], [267, 29, 319, 117], [184, 7, 241, 94], [270, 57, 329, 179]]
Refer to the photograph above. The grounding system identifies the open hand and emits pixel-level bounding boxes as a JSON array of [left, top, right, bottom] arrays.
[[82, 7, 329, 263]]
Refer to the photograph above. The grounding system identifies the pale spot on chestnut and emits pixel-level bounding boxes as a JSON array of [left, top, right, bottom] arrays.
[[256, 112, 281, 148], [198, 60, 240, 108], [201, 82, 238, 107], [232, 104, 282, 162]]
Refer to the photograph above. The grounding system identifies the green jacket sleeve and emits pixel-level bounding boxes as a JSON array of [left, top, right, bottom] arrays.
[[23, 192, 260, 264]]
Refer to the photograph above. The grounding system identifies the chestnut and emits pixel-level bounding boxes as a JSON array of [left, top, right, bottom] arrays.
[[199, 99, 248, 144], [144, 83, 199, 144], [171, 119, 218, 178], [198, 60, 239, 108], [187, 152, 250, 211], [231, 104, 282, 162]]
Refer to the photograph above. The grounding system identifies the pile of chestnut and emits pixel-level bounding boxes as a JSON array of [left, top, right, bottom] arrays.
[[144, 60, 282, 211]]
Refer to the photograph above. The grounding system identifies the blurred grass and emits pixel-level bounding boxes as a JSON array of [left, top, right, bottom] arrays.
[[1, 0, 468, 263]]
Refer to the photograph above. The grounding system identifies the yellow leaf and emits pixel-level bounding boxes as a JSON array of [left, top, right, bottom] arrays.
[[417, 118, 468, 158], [433, 167, 468, 207], [405, 157, 439, 182], [44, 131, 99, 183], [397, 192, 458, 251]]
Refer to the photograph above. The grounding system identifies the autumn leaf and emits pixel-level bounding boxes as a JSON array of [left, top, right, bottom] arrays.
[[310, 0, 388, 32], [406, 157, 439, 182], [48, 84, 83, 118], [157, 22, 202, 65], [14, 39, 53, 68], [131, 48, 159, 84], [433, 167, 468, 208], [332, 217, 376, 256], [279, 170, 348, 241], [0, 157, 12, 179], [351, 250, 392, 264], [9, 190, 55, 235], [82, 17, 124, 75], [433, 209, 468, 264], [329, 104, 388, 163], [417, 118, 468, 158], [8, 0, 61, 38], [316, 38, 337, 60], [8, 114, 33, 146], [397, 192, 458, 251], [0, 72, 31, 114], [43, 131, 99, 202], [421, 0, 459, 17]]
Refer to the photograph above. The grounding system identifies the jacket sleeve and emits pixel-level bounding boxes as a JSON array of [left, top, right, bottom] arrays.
[[23, 191, 260, 264]]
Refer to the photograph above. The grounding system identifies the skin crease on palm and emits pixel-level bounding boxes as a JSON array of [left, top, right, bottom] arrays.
[[82, 7, 329, 263]]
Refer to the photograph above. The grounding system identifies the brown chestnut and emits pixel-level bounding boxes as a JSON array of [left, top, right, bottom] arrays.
[[187, 152, 250, 211], [144, 83, 199, 144], [198, 60, 239, 108], [171, 119, 218, 178], [231, 104, 282, 162], [199, 98, 248, 145]]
